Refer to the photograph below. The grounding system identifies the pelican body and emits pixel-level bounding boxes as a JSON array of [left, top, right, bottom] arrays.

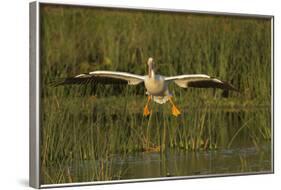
[[144, 74, 167, 96], [53, 57, 238, 116], [143, 58, 170, 105]]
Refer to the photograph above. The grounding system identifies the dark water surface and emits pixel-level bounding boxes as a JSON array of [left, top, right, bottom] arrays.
[[116, 143, 271, 179], [71, 142, 271, 181]]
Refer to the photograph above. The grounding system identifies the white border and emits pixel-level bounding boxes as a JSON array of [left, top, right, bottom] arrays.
[[29, 1, 41, 188]]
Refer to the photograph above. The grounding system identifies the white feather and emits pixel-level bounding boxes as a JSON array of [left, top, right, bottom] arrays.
[[152, 96, 170, 104]]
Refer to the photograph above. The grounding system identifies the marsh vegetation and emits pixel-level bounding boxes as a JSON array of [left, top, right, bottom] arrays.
[[40, 5, 272, 184]]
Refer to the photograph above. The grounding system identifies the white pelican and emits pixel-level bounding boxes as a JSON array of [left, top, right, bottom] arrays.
[[54, 57, 238, 116]]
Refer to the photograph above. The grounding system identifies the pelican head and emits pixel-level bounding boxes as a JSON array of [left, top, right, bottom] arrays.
[[147, 57, 154, 78]]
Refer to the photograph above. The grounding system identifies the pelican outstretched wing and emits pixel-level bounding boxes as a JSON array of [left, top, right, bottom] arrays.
[[52, 71, 145, 87], [165, 74, 238, 91]]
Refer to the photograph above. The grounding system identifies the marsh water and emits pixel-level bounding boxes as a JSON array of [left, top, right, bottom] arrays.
[[42, 107, 272, 183], [70, 143, 271, 182], [116, 142, 271, 179]]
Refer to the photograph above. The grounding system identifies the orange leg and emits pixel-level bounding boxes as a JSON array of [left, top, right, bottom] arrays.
[[143, 96, 152, 116], [168, 97, 181, 117]]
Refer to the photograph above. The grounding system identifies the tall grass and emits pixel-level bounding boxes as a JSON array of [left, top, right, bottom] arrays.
[[39, 5, 272, 184]]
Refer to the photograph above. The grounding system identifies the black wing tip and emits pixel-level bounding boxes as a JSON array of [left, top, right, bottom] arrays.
[[49, 73, 94, 87], [221, 81, 239, 92], [49, 73, 131, 87], [49, 76, 83, 87], [49, 78, 66, 87]]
